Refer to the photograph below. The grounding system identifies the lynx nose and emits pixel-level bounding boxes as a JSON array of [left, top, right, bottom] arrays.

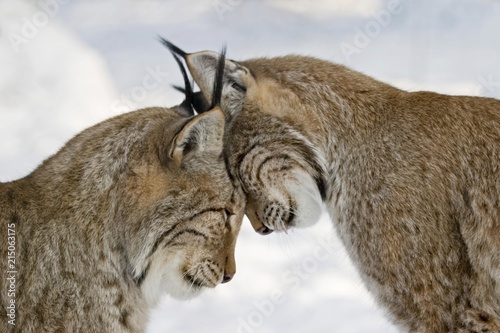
[[246, 204, 274, 235], [256, 226, 274, 235], [222, 273, 234, 283]]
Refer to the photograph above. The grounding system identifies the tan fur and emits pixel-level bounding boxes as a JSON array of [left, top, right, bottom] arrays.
[[0, 106, 244, 333], [187, 52, 500, 332]]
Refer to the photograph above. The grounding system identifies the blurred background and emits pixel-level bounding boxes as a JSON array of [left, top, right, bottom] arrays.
[[1, 0, 499, 332]]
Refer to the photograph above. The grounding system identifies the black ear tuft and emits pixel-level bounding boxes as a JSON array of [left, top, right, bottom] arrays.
[[210, 45, 227, 109], [192, 91, 212, 114], [173, 86, 211, 114], [158, 37, 188, 58], [173, 53, 195, 117], [161, 38, 195, 117]]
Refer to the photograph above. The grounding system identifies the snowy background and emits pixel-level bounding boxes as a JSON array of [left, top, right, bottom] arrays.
[[1, 0, 500, 332]]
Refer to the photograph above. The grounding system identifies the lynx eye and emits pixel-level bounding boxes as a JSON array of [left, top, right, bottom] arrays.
[[224, 209, 235, 228], [229, 79, 246, 93]]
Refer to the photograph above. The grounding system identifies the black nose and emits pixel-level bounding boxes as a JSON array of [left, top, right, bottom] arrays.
[[222, 273, 234, 283], [256, 226, 273, 235]]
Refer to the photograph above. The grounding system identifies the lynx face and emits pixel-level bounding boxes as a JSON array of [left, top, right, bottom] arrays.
[[113, 107, 244, 302], [222, 110, 326, 234], [183, 51, 328, 234]]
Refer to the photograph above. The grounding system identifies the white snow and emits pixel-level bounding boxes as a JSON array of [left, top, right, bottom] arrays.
[[0, 0, 119, 180], [268, 0, 386, 20], [1, 0, 499, 332]]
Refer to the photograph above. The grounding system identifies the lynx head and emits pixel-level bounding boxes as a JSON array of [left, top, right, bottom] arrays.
[[118, 105, 244, 304], [46, 43, 245, 304], [164, 42, 327, 235], [123, 45, 246, 303]]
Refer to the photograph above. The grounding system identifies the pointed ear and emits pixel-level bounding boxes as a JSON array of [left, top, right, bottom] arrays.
[[186, 51, 253, 118], [169, 108, 225, 167]]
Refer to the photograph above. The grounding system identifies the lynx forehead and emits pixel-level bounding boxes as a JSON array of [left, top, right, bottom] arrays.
[[173, 44, 500, 333]]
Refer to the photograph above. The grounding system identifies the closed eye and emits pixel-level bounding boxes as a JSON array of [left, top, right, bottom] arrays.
[[224, 209, 234, 228], [229, 79, 246, 93]]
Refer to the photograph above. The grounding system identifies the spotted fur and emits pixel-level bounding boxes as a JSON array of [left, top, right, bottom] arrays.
[[180, 48, 500, 332], [0, 61, 244, 332]]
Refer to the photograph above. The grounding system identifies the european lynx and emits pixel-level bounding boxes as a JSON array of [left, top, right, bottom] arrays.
[[0, 52, 244, 332], [170, 44, 500, 332]]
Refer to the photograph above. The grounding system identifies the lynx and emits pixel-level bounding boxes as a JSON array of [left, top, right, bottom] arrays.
[[168, 43, 500, 332], [0, 49, 244, 333]]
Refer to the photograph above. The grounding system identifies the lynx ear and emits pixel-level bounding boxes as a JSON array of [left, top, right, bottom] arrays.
[[169, 108, 225, 167], [186, 51, 252, 118]]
